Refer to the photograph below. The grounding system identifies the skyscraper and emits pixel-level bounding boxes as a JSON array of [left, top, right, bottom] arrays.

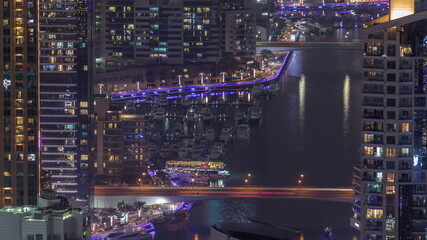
[[95, 0, 255, 72], [0, 0, 39, 208], [351, 2, 427, 239], [39, 0, 90, 197]]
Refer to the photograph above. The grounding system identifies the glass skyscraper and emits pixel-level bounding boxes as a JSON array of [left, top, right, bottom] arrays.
[[352, 3, 427, 239]]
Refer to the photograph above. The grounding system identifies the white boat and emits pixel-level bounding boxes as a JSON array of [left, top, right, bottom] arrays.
[[209, 142, 224, 160], [185, 108, 197, 122], [234, 111, 246, 122], [172, 123, 183, 140], [150, 131, 161, 142], [153, 107, 166, 121], [306, 21, 327, 34], [268, 81, 280, 95], [295, 20, 309, 32], [178, 146, 188, 159], [194, 130, 205, 142], [206, 129, 216, 142], [182, 98, 191, 107], [159, 143, 172, 158], [252, 84, 264, 96], [250, 107, 262, 122], [237, 124, 250, 141], [201, 107, 213, 121], [191, 145, 203, 159], [158, 98, 168, 106], [219, 128, 232, 144]]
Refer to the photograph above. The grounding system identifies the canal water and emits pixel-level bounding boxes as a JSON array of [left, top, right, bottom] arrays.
[[156, 29, 363, 240]]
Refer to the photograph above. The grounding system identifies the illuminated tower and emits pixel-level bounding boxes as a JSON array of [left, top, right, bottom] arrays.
[[0, 0, 39, 208], [351, 2, 427, 239], [39, 0, 90, 197]]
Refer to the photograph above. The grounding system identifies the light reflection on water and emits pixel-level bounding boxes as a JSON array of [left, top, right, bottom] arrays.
[[343, 74, 351, 137], [299, 74, 306, 131], [158, 32, 362, 240]]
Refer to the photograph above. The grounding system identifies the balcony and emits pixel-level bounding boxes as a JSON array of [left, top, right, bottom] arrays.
[[363, 101, 384, 107], [398, 178, 412, 183], [364, 64, 385, 69], [364, 76, 384, 82], [363, 88, 384, 94], [363, 114, 383, 119]]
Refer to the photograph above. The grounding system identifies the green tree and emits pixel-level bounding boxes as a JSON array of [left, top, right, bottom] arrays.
[[260, 49, 273, 60]]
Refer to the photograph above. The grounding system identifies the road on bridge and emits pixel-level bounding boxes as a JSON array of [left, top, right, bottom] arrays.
[[256, 41, 362, 50], [93, 186, 354, 203]]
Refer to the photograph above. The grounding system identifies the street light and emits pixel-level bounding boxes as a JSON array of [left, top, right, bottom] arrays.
[[138, 178, 142, 189], [199, 73, 205, 84], [247, 173, 251, 186], [177, 75, 183, 87], [219, 72, 227, 83], [244, 179, 248, 186]]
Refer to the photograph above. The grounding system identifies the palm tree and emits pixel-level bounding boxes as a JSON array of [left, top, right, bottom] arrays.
[[220, 54, 243, 77], [133, 201, 147, 218], [117, 201, 135, 213], [260, 49, 273, 60]]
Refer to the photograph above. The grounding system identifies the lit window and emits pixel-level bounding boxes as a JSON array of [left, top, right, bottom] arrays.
[[366, 208, 383, 219], [386, 173, 395, 182], [386, 148, 395, 157], [386, 186, 395, 194], [401, 123, 410, 132]]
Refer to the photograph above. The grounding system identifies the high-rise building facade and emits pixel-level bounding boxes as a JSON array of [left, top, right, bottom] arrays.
[[95, 0, 255, 72], [92, 99, 149, 185], [39, 0, 90, 197], [0, 0, 39, 208], [351, 7, 427, 240]]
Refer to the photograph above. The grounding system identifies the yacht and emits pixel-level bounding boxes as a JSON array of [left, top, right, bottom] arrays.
[[206, 129, 216, 142], [150, 131, 161, 142], [201, 107, 213, 121], [178, 146, 188, 159], [151, 209, 189, 233], [209, 142, 225, 160], [268, 81, 280, 95], [252, 84, 264, 96], [153, 107, 166, 121], [250, 107, 262, 122], [182, 98, 191, 107], [158, 98, 168, 106], [147, 144, 158, 158], [294, 20, 309, 32], [237, 124, 250, 141], [185, 108, 197, 122], [219, 128, 232, 144], [234, 110, 246, 122], [194, 130, 205, 142], [159, 143, 172, 159], [172, 123, 183, 140], [191, 145, 203, 159]]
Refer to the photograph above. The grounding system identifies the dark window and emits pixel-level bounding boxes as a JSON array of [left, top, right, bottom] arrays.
[[387, 111, 395, 119], [386, 161, 395, 169], [387, 73, 396, 82], [387, 98, 396, 107], [386, 136, 395, 144], [387, 86, 395, 94]]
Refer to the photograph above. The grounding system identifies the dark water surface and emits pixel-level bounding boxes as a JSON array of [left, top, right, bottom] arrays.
[[157, 29, 363, 240]]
